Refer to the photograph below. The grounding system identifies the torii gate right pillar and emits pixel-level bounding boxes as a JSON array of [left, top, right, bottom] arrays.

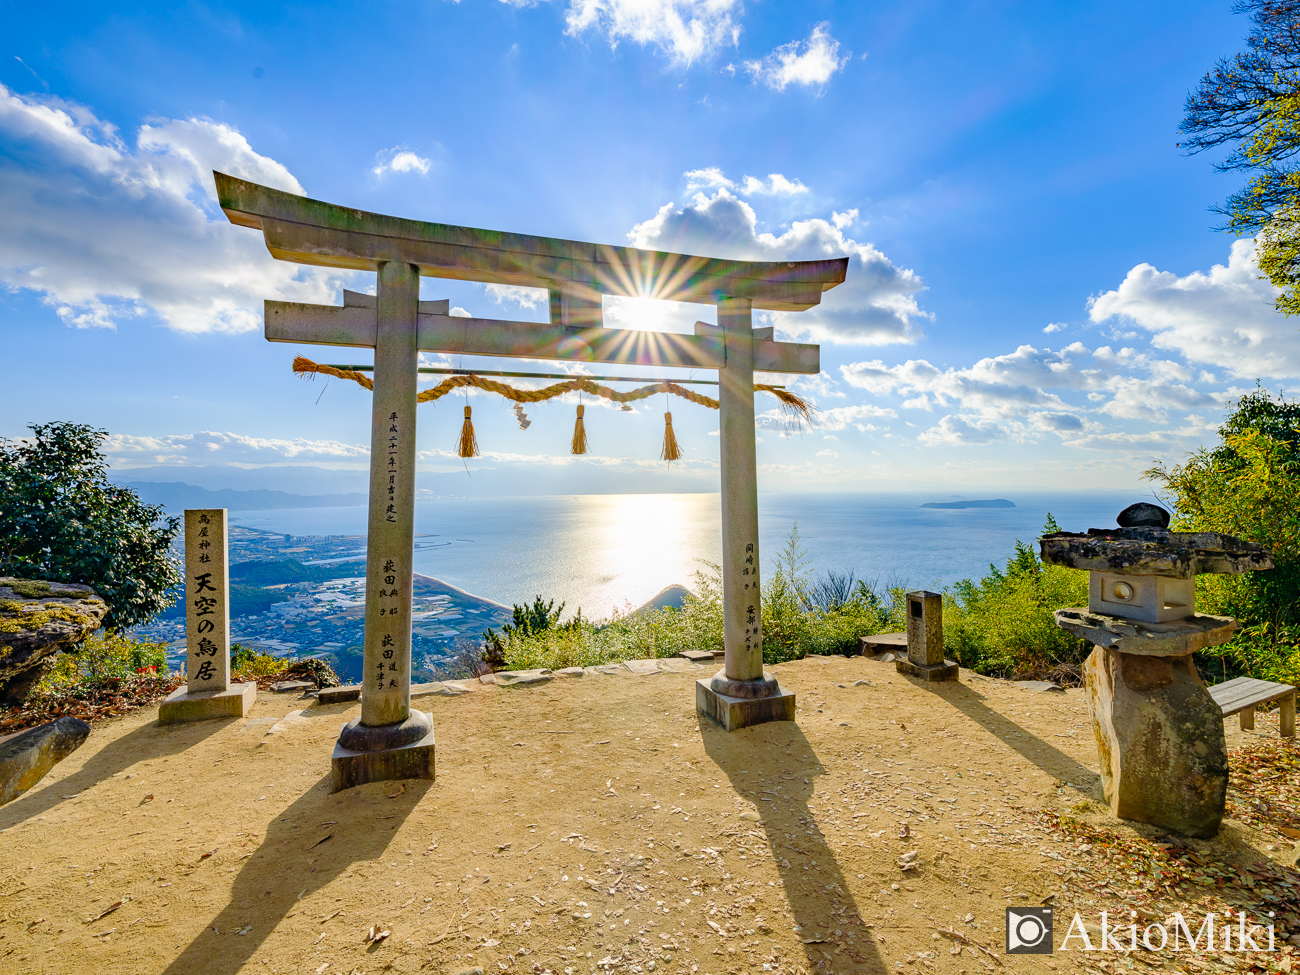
[[697, 297, 796, 731]]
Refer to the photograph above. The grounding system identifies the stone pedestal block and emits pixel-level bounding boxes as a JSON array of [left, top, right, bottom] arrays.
[[158, 681, 256, 725], [317, 684, 362, 705], [331, 712, 436, 792], [895, 658, 960, 682], [696, 679, 795, 732], [1084, 645, 1227, 838]]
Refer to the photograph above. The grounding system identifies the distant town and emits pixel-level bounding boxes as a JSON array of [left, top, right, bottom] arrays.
[[130, 525, 512, 683]]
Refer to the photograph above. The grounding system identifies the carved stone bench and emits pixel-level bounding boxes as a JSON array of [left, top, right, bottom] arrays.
[[1208, 676, 1296, 737]]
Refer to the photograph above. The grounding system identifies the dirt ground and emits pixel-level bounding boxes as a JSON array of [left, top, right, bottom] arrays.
[[0, 655, 1293, 975]]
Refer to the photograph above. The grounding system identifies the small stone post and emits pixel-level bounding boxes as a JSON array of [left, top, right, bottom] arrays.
[[896, 590, 958, 681], [696, 297, 796, 732], [158, 509, 256, 724], [331, 261, 436, 791]]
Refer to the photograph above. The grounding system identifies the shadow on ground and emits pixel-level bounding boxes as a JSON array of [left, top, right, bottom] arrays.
[[0, 716, 234, 830], [161, 775, 432, 975], [914, 679, 1102, 794], [701, 717, 887, 975]]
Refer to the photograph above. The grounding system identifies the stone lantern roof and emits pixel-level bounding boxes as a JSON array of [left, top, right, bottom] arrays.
[[1039, 527, 1273, 580], [1039, 504, 1272, 655]]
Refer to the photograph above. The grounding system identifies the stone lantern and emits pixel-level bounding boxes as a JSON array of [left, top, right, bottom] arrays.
[[1039, 502, 1272, 838]]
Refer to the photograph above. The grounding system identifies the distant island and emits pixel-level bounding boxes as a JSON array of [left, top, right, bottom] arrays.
[[921, 499, 1016, 509]]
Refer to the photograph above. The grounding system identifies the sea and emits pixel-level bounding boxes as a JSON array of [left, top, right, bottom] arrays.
[[228, 491, 1144, 618]]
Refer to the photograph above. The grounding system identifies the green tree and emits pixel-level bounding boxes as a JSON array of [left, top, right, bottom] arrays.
[[1146, 389, 1300, 682], [940, 515, 1091, 680], [0, 422, 181, 630], [1180, 1, 1300, 313], [480, 596, 581, 670]]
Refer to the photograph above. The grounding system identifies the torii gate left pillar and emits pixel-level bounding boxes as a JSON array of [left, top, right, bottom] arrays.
[[215, 172, 847, 788]]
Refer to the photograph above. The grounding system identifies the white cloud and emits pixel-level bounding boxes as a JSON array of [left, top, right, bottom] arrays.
[[1042, 322, 1067, 333], [815, 449, 839, 457], [371, 148, 431, 178], [831, 209, 858, 230], [741, 173, 808, 196], [485, 283, 549, 310], [840, 341, 1224, 446], [104, 431, 369, 467], [791, 371, 846, 400], [744, 23, 847, 92], [683, 167, 808, 196], [0, 84, 342, 333], [1088, 238, 1300, 379], [564, 0, 741, 65], [629, 179, 928, 345], [815, 404, 897, 431], [917, 415, 1007, 446]]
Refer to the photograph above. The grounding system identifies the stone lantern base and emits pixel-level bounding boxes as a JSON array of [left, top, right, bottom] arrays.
[[1084, 646, 1227, 839]]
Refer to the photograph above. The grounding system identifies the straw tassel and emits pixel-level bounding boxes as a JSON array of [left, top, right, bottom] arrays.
[[571, 404, 588, 455], [661, 411, 682, 462], [458, 405, 479, 458]]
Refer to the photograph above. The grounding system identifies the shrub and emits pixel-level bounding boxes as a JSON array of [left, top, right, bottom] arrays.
[[0, 422, 181, 629], [480, 526, 890, 672], [1147, 388, 1300, 684], [931, 517, 1091, 682], [230, 643, 290, 678], [38, 631, 172, 692]]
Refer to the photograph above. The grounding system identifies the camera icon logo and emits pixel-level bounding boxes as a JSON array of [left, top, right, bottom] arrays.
[[1006, 906, 1053, 954]]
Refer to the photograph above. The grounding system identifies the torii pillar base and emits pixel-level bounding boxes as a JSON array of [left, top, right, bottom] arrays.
[[331, 711, 436, 792], [697, 672, 795, 732]]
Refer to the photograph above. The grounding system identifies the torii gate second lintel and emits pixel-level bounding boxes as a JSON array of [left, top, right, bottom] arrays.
[[214, 172, 848, 789]]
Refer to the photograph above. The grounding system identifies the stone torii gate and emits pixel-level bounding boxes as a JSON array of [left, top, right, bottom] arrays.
[[215, 172, 848, 789]]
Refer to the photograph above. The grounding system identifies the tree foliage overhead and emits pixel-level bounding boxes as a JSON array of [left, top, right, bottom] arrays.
[[1181, 1, 1300, 313], [1147, 389, 1300, 682], [0, 422, 181, 630]]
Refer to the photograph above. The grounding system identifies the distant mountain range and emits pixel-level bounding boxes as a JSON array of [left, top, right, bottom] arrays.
[[124, 481, 366, 512], [112, 463, 715, 501]]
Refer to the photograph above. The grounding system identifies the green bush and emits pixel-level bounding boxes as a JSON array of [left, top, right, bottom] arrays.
[[1147, 389, 1300, 684], [933, 518, 1090, 681], [481, 525, 890, 672], [230, 643, 287, 678], [38, 631, 172, 692]]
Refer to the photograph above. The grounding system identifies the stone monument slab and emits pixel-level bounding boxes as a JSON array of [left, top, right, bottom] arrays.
[[159, 509, 254, 725]]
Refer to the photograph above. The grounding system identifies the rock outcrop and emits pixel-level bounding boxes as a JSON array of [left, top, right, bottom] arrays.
[[0, 578, 107, 706], [0, 715, 92, 806]]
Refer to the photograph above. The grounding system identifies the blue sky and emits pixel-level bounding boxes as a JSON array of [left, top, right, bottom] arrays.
[[2, 0, 1290, 495]]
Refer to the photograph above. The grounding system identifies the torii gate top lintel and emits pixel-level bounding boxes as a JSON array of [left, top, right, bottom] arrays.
[[214, 171, 848, 313]]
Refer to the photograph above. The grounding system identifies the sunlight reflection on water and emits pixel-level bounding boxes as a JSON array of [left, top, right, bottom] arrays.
[[229, 490, 1140, 616]]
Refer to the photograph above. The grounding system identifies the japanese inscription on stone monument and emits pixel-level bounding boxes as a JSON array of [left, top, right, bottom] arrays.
[[185, 509, 230, 694]]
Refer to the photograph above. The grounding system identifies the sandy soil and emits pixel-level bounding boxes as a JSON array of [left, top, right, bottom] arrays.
[[0, 655, 1291, 975]]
